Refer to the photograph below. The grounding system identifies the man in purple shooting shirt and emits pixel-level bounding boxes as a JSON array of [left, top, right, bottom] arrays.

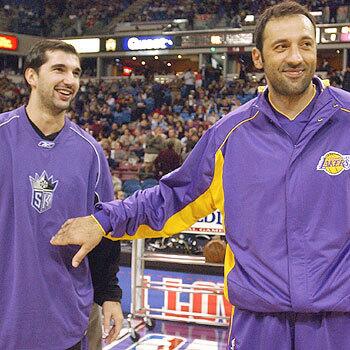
[[0, 40, 123, 349], [52, 2, 350, 350]]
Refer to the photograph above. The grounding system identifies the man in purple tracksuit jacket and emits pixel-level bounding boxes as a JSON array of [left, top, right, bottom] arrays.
[[0, 40, 123, 349], [52, 2, 350, 349]]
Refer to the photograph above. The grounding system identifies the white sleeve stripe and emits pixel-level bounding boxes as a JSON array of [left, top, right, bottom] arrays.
[[0, 115, 20, 128], [69, 127, 101, 188]]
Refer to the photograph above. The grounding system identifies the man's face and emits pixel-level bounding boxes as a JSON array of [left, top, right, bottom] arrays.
[[252, 14, 316, 97], [29, 50, 81, 114]]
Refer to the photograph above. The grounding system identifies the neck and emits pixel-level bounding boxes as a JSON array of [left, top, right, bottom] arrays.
[[26, 95, 65, 135], [268, 83, 315, 120]]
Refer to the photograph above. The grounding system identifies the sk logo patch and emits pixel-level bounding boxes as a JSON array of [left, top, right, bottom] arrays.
[[316, 151, 350, 176], [29, 171, 58, 213]]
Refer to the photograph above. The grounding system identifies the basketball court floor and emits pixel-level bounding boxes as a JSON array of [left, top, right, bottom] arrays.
[[103, 318, 229, 350]]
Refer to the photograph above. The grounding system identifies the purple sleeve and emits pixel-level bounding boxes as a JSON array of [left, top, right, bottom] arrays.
[[95, 127, 220, 239], [94, 210, 112, 233]]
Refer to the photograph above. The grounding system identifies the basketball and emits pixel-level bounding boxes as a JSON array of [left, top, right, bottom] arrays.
[[203, 237, 226, 263]]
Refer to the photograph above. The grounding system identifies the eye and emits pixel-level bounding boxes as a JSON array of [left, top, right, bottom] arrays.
[[275, 44, 287, 51], [54, 67, 64, 72], [301, 41, 313, 48]]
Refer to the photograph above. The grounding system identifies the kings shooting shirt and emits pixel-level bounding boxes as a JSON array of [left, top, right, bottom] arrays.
[[0, 106, 114, 349]]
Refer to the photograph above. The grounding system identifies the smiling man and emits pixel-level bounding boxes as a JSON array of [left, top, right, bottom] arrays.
[[0, 40, 123, 350], [52, 3, 350, 350]]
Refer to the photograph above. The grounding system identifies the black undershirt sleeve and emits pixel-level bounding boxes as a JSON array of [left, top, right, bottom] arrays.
[[88, 194, 122, 305]]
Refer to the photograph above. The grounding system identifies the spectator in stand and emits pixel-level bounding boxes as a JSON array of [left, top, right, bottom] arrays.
[[328, 0, 339, 23], [166, 128, 184, 156], [342, 67, 350, 92], [183, 68, 196, 97], [139, 161, 156, 181], [119, 128, 135, 147], [144, 127, 165, 163], [111, 141, 128, 164], [154, 141, 182, 180]]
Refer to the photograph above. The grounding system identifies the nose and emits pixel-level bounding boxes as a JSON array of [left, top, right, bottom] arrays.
[[63, 71, 78, 86], [286, 44, 303, 66]]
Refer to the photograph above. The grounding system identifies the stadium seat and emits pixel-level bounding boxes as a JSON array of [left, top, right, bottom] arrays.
[[122, 179, 142, 197], [141, 178, 158, 189]]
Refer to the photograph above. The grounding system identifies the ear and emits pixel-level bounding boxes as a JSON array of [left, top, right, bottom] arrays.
[[252, 47, 264, 70], [24, 68, 38, 89]]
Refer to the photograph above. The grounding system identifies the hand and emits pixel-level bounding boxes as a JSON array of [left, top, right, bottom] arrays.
[[50, 215, 103, 267], [102, 301, 124, 344]]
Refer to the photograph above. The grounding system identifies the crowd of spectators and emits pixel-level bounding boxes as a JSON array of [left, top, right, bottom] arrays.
[[121, 0, 349, 29], [0, 0, 132, 36], [0, 64, 350, 198], [0, 70, 259, 197], [0, 0, 348, 36], [1, 65, 349, 197]]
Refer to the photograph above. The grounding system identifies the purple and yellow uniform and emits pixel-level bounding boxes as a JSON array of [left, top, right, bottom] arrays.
[[95, 77, 350, 349]]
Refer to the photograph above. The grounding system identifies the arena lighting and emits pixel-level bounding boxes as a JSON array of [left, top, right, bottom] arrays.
[[0, 34, 18, 51], [123, 36, 174, 51], [244, 15, 254, 22], [141, 61, 146, 65], [154, 55, 159, 59], [122, 66, 133, 76], [221, 55, 226, 60], [62, 38, 100, 53], [310, 11, 322, 17], [177, 54, 182, 58], [211, 36, 222, 45], [316, 27, 320, 44], [167, 62, 172, 67], [173, 19, 187, 24], [325, 28, 337, 34], [132, 56, 137, 60], [105, 38, 117, 51]]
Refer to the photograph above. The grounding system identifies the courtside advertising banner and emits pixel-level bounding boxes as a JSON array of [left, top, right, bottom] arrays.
[[183, 210, 224, 234]]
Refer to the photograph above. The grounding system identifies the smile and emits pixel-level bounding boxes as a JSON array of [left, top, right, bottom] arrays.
[[55, 88, 74, 101], [55, 88, 72, 96], [282, 70, 304, 78]]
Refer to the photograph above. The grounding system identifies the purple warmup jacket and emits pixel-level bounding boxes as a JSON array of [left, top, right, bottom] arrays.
[[0, 106, 114, 349], [96, 77, 350, 313]]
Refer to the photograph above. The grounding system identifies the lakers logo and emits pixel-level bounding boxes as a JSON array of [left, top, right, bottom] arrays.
[[316, 151, 350, 176]]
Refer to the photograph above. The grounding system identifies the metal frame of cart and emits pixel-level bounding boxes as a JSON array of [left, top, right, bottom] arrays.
[[127, 229, 229, 342]]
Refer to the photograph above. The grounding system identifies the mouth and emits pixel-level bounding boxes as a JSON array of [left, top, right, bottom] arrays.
[[282, 69, 305, 78], [55, 88, 74, 101]]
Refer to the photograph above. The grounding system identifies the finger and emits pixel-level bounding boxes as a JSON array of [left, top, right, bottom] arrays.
[[111, 317, 123, 341], [50, 229, 71, 245], [108, 308, 123, 343], [102, 310, 112, 338], [106, 325, 117, 344], [72, 246, 91, 268]]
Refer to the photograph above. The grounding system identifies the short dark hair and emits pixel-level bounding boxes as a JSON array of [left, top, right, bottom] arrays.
[[254, 1, 317, 53], [23, 39, 79, 74]]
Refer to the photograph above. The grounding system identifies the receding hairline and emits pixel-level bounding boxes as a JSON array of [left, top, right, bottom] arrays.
[[261, 14, 316, 47]]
